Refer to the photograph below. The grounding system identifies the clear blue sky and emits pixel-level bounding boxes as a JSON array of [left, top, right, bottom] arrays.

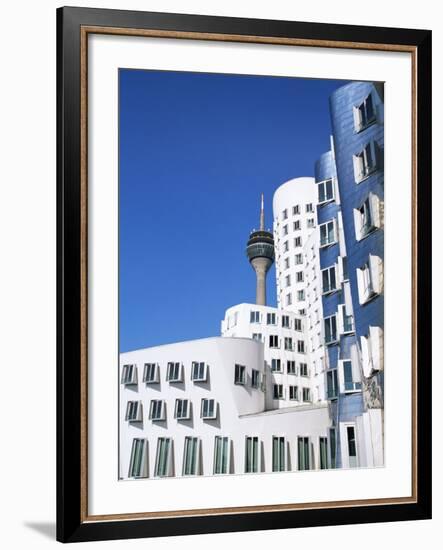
[[119, 69, 348, 352]]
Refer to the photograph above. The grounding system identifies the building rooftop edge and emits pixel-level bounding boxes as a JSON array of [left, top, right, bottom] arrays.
[[120, 335, 262, 355]]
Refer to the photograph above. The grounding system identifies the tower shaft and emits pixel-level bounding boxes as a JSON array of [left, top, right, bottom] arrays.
[[251, 257, 273, 306]]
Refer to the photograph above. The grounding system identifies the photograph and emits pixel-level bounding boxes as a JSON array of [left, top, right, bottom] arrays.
[[118, 69, 385, 480]]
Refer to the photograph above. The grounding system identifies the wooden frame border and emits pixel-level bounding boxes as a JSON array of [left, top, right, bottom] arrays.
[[57, 6, 431, 542]]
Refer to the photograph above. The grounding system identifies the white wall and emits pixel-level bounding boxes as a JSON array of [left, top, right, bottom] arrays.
[[0, 1, 439, 550]]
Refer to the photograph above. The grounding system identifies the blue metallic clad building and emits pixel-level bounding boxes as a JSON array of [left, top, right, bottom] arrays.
[[316, 82, 384, 469]]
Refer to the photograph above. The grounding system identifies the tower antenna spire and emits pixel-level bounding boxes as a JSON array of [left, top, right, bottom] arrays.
[[260, 193, 265, 231]]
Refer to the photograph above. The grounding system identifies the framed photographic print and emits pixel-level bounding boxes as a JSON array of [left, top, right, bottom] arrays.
[[57, 6, 432, 543]]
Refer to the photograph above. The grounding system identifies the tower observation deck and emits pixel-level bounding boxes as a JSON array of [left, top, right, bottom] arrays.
[[246, 194, 275, 306]]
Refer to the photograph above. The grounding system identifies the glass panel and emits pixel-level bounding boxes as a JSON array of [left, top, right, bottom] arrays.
[[329, 428, 337, 468], [320, 437, 328, 469], [347, 426, 357, 468]]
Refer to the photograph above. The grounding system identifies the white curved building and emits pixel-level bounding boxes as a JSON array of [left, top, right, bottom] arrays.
[[119, 336, 329, 478]]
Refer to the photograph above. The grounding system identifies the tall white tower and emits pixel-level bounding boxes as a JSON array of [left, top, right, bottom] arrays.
[[273, 178, 318, 313]]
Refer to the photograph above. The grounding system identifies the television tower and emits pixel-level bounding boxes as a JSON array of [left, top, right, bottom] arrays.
[[246, 194, 275, 305]]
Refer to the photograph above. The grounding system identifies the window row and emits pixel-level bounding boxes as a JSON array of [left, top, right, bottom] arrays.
[[249, 311, 302, 331], [281, 218, 315, 237], [281, 203, 314, 221], [121, 361, 209, 386], [272, 384, 311, 402], [270, 359, 309, 376], [234, 363, 262, 388], [128, 433, 335, 478], [125, 398, 219, 422]]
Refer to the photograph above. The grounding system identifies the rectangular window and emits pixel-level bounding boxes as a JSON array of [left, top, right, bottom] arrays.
[[329, 428, 337, 468], [302, 388, 311, 402], [294, 318, 302, 331], [128, 438, 147, 478], [285, 274, 291, 287], [121, 364, 137, 385], [245, 436, 259, 473], [361, 326, 384, 376], [354, 93, 376, 132], [125, 400, 142, 422], [272, 436, 286, 472], [295, 253, 303, 265], [342, 256, 349, 280], [271, 358, 282, 372], [322, 265, 337, 294], [347, 426, 358, 467], [326, 369, 338, 399], [340, 304, 354, 333], [284, 337, 293, 351], [294, 236, 302, 247], [214, 436, 229, 474], [174, 398, 190, 420], [293, 205, 300, 215], [273, 384, 284, 399], [300, 362, 308, 377], [250, 310, 260, 323], [252, 332, 262, 341], [282, 224, 288, 236], [149, 400, 165, 421], [296, 271, 304, 283], [282, 208, 288, 220], [293, 220, 300, 231], [283, 240, 289, 252], [267, 312, 276, 325], [287, 360, 296, 374], [297, 340, 305, 353], [234, 363, 246, 385], [353, 141, 377, 182], [297, 290, 305, 301], [298, 437, 310, 470], [166, 362, 182, 382], [320, 437, 329, 469], [191, 361, 207, 382], [143, 363, 159, 384], [182, 436, 199, 476], [319, 220, 336, 247], [289, 385, 298, 400], [306, 203, 314, 213], [284, 257, 290, 269], [154, 437, 171, 477], [307, 218, 315, 228], [269, 335, 279, 348], [355, 197, 374, 240], [201, 398, 216, 419], [251, 369, 260, 388], [318, 178, 334, 204], [286, 293, 292, 306], [343, 360, 362, 392], [324, 315, 338, 344], [282, 315, 290, 328], [298, 309, 306, 316]]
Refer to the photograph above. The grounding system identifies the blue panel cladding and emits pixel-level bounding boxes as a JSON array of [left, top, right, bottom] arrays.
[[339, 333, 357, 361], [329, 82, 384, 340], [325, 342, 339, 369], [315, 150, 336, 182], [338, 393, 364, 423]]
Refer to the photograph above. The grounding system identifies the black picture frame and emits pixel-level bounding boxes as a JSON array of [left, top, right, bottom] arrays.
[[57, 6, 432, 543]]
